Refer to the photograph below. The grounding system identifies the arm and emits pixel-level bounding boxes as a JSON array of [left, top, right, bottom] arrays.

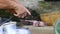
[[0, 0, 16, 9]]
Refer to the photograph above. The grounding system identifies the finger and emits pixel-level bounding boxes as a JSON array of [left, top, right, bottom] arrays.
[[24, 7, 31, 15], [21, 14, 25, 18], [21, 12, 27, 18], [19, 13, 25, 18], [24, 12, 27, 17], [19, 14, 23, 18], [20, 11, 28, 18], [14, 13, 18, 16], [26, 10, 31, 15]]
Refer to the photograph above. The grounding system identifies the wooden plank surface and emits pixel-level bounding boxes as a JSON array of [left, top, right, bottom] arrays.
[[23, 26, 53, 34]]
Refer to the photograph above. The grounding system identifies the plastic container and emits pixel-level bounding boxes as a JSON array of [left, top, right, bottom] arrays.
[[17, 28, 30, 34], [0, 26, 3, 34], [54, 18, 60, 34], [3, 21, 17, 34]]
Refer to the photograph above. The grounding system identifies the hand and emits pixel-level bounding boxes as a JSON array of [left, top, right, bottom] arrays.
[[7, 0, 31, 18], [0, 0, 9, 9], [0, 0, 19, 9], [0, 0, 31, 18], [14, 5, 31, 18], [0, 0, 17, 9]]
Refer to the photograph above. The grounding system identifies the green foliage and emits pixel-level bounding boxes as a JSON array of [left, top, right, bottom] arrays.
[[0, 9, 20, 22], [0, 9, 13, 18], [36, 1, 60, 14]]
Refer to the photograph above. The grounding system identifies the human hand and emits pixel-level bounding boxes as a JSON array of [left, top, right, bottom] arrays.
[[7, 0, 31, 18], [0, 0, 31, 18]]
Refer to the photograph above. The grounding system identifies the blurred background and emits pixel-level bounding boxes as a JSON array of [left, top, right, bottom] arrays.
[[0, 0, 60, 34]]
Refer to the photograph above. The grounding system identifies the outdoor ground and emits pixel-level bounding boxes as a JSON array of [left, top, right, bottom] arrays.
[[23, 26, 53, 34]]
